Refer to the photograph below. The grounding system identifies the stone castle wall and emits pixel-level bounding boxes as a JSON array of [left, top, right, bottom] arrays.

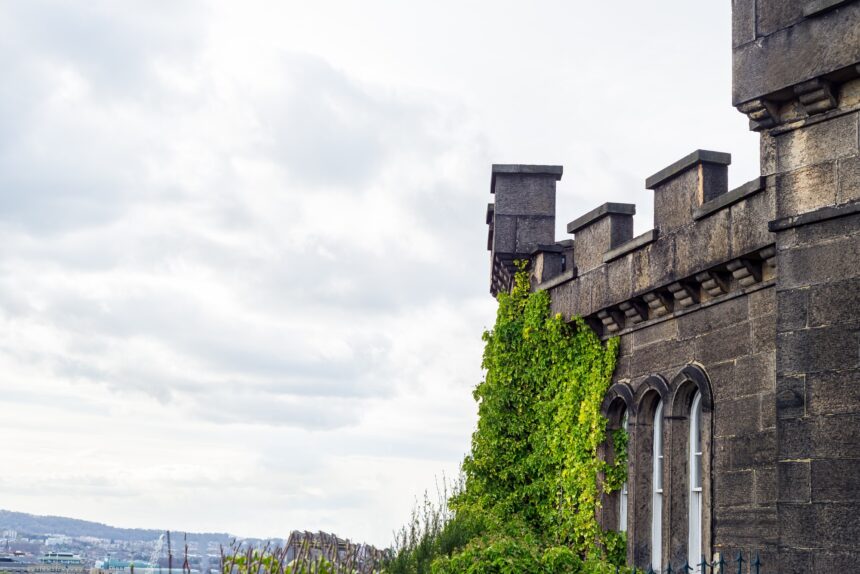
[[485, 1, 860, 570]]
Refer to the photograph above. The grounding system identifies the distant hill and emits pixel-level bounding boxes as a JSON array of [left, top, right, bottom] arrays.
[[0, 510, 234, 544]]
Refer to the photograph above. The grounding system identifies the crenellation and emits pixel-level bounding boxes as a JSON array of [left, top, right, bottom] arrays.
[[481, 0, 860, 565]]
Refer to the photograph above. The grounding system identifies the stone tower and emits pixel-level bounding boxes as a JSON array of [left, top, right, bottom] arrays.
[[482, 1, 860, 570]]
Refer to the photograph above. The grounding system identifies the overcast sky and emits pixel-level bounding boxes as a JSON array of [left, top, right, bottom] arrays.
[[0, 1, 758, 547]]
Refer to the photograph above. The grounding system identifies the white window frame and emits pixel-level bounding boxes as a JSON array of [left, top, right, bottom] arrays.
[[619, 410, 628, 533], [688, 391, 703, 571], [651, 400, 663, 571]]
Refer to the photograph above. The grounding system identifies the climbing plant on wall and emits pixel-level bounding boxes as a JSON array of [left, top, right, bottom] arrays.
[[451, 262, 626, 559]]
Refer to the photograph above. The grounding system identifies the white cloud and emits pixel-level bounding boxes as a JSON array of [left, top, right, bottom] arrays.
[[0, 0, 757, 547]]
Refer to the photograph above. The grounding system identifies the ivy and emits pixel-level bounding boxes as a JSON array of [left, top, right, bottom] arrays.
[[451, 263, 626, 561]]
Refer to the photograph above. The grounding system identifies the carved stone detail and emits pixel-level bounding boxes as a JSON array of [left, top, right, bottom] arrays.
[[737, 98, 779, 131], [618, 299, 648, 325], [695, 270, 731, 298], [727, 258, 762, 287], [642, 291, 673, 318], [794, 78, 837, 115], [667, 281, 700, 308], [597, 308, 624, 334]]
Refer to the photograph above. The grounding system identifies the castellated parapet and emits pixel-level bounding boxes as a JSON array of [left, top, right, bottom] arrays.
[[483, 1, 860, 570], [487, 150, 775, 338]]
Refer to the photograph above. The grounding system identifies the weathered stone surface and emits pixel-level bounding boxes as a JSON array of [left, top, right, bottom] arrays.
[[779, 232, 860, 289], [755, 465, 777, 505], [750, 312, 776, 354], [776, 288, 808, 330], [779, 502, 860, 548], [778, 461, 811, 504], [756, 0, 805, 37], [715, 470, 754, 507], [515, 215, 555, 254], [776, 114, 859, 173], [775, 374, 806, 420], [677, 295, 748, 340], [732, 0, 756, 46], [651, 167, 700, 233], [778, 413, 860, 459], [714, 506, 778, 543], [727, 430, 776, 470], [811, 459, 860, 502], [734, 352, 777, 398], [603, 254, 633, 306], [696, 322, 752, 365], [733, 2, 860, 104], [631, 319, 677, 348], [760, 391, 777, 429], [715, 395, 761, 437], [629, 338, 694, 378], [777, 326, 860, 374], [806, 369, 860, 416], [808, 277, 860, 326], [730, 185, 776, 255], [837, 154, 860, 204], [748, 286, 776, 318], [776, 162, 838, 219], [674, 208, 731, 277]]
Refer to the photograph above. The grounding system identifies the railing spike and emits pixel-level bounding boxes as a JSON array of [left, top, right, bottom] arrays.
[[683, 560, 692, 574], [700, 555, 709, 574], [735, 551, 745, 574], [752, 551, 761, 574], [667, 562, 674, 574]]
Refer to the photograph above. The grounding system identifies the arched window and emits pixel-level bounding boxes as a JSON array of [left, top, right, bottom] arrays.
[[619, 410, 629, 533], [651, 399, 663, 571], [688, 390, 703, 569]]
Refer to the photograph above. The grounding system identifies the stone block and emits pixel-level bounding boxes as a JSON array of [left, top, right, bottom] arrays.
[[515, 215, 555, 254], [748, 287, 776, 318], [548, 279, 577, 320], [837, 154, 860, 205], [808, 277, 860, 327], [715, 395, 762, 437], [776, 288, 808, 331], [760, 391, 776, 429], [778, 461, 811, 503], [778, 413, 860, 459], [779, 232, 860, 289], [632, 319, 677, 348], [777, 547, 814, 574], [733, 4, 860, 104], [696, 321, 752, 365], [677, 295, 749, 340], [815, 551, 860, 574], [750, 313, 776, 354], [652, 168, 700, 233], [779, 209, 860, 248], [715, 470, 754, 507], [732, 0, 756, 46], [629, 338, 694, 377], [776, 114, 859, 173], [776, 326, 860, 374], [604, 255, 633, 307], [492, 214, 517, 253], [728, 430, 776, 470], [730, 185, 776, 256], [733, 352, 777, 398], [776, 162, 838, 219], [806, 369, 860, 416], [714, 506, 778, 543], [708, 360, 738, 402], [674, 208, 731, 277], [492, 170, 558, 216], [754, 465, 777, 505], [779, 502, 860, 549], [756, 0, 805, 37], [776, 374, 806, 420], [812, 459, 860, 502]]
